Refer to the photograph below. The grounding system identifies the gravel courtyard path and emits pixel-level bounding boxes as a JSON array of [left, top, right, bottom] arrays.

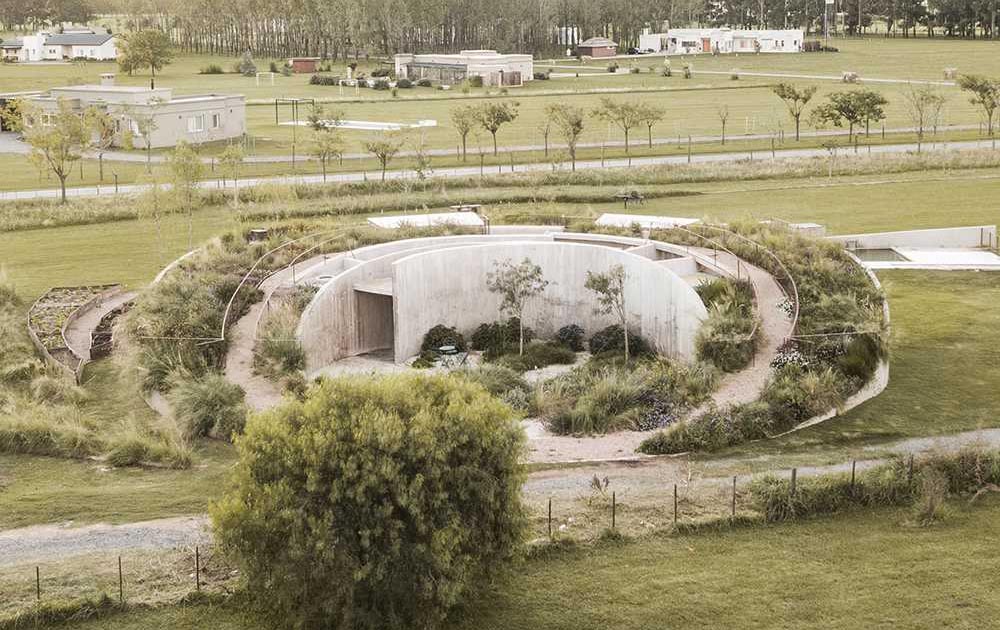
[[63, 290, 136, 362]]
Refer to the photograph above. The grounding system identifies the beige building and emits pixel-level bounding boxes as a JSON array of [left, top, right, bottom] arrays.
[[27, 76, 245, 148], [394, 50, 533, 86]]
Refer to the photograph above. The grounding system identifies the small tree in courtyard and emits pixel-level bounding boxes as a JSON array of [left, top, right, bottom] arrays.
[[585, 264, 631, 361], [19, 100, 91, 204], [957, 75, 1000, 136], [486, 257, 549, 355], [593, 97, 643, 154], [546, 103, 585, 171], [212, 373, 526, 630], [477, 101, 519, 155], [771, 83, 817, 141]]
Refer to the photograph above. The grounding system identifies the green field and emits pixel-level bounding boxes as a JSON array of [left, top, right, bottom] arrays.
[[2, 38, 1000, 191], [45, 497, 1000, 629]]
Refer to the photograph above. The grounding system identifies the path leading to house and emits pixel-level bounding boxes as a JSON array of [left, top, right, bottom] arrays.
[[523, 254, 792, 464], [63, 290, 136, 362], [223, 254, 328, 411], [5, 426, 1000, 566], [3, 136, 996, 202]]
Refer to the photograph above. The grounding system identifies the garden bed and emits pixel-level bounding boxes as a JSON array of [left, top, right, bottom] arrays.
[[26, 284, 121, 381]]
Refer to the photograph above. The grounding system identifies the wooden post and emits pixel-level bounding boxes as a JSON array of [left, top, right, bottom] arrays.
[[36, 566, 40, 601], [908, 454, 915, 483], [731, 476, 737, 519], [687, 136, 692, 163], [673, 483, 678, 526], [771, 137, 776, 159], [611, 492, 617, 530], [547, 499, 552, 540], [118, 556, 124, 604], [195, 546, 201, 591], [851, 460, 857, 491], [790, 468, 797, 494]]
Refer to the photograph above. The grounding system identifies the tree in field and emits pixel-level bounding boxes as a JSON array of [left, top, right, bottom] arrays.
[[476, 101, 519, 155], [637, 102, 665, 149], [717, 104, 730, 145], [450, 104, 478, 161], [585, 264, 631, 361], [167, 141, 205, 248], [545, 103, 585, 171], [593, 97, 643, 154], [771, 83, 817, 141], [20, 100, 90, 204], [957, 75, 1000, 136], [219, 143, 245, 206], [365, 131, 404, 180], [486, 258, 549, 355], [118, 30, 173, 89], [537, 117, 552, 157], [237, 49, 257, 76], [311, 130, 344, 181], [85, 107, 117, 183], [902, 84, 946, 153], [211, 373, 526, 630], [811, 90, 887, 140], [306, 103, 342, 132]]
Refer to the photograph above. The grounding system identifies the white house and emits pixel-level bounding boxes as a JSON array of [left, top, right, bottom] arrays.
[[8, 28, 117, 62], [394, 50, 534, 86], [640, 28, 803, 55]]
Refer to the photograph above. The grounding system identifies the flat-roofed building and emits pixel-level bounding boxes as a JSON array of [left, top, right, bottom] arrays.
[[394, 50, 533, 86], [25, 76, 245, 148], [639, 28, 803, 54]]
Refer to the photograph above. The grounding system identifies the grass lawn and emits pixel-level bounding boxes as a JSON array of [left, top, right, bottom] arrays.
[[48, 497, 1000, 629]]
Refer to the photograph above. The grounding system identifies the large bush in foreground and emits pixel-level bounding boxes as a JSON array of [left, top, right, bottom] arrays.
[[212, 373, 526, 630]]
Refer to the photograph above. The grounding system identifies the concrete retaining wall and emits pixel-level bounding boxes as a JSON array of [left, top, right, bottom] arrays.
[[391, 241, 707, 362], [829, 225, 998, 250]]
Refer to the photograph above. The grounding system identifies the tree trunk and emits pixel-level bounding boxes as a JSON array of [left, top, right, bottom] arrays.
[[624, 128, 629, 154], [59, 175, 67, 204], [795, 115, 801, 141], [518, 318, 524, 355], [492, 132, 498, 155], [99, 154, 104, 182], [322, 159, 327, 181], [461, 135, 467, 161], [623, 323, 630, 361], [647, 125, 653, 148], [721, 121, 726, 145]]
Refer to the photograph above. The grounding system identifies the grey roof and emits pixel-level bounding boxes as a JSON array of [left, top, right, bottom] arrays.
[[579, 37, 618, 47], [44, 32, 114, 46], [0, 39, 23, 48]]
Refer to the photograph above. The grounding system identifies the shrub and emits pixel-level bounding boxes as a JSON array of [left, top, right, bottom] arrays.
[[167, 372, 247, 440], [372, 79, 390, 90], [468, 75, 484, 87], [497, 341, 576, 372], [309, 74, 341, 86], [695, 306, 758, 372], [212, 373, 526, 629], [396, 78, 413, 88], [532, 72, 550, 80], [607, 62, 619, 73], [420, 324, 466, 353], [454, 365, 531, 411], [269, 61, 279, 73], [542, 367, 647, 435], [416, 78, 432, 87], [371, 68, 391, 77], [588, 324, 651, 357], [555, 324, 585, 351], [470, 318, 533, 357], [638, 401, 771, 453], [200, 64, 224, 74], [254, 302, 306, 378], [630, 66, 640, 74]]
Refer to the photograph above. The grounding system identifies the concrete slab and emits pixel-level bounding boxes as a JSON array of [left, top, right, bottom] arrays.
[[367, 212, 485, 229], [596, 213, 699, 229]]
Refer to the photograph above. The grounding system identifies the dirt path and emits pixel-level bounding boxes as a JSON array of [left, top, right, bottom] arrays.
[[5, 428, 999, 567], [63, 291, 136, 362], [224, 255, 329, 411], [524, 254, 791, 464]]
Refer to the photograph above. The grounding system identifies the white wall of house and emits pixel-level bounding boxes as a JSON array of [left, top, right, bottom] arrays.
[[657, 28, 803, 55], [395, 50, 534, 86]]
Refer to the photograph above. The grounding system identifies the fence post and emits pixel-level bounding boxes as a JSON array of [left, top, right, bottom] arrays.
[[547, 499, 552, 540], [611, 492, 616, 530], [790, 468, 797, 494], [195, 546, 201, 592], [731, 476, 737, 519], [118, 556, 124, 604], [907, 454, 915, 483], [687, 136, 692, 163], [771, 137, 776, 159], [673, 483, 678, 526], [851, 460, 857, 492], [36, 566, 40, 601]]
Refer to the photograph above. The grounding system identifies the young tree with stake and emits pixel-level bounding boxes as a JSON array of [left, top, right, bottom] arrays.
[[902, 84, 946, 153], [219, 143, 245, 206], [585, 264, 631, 361], [167, 141, 206, 249], [546, 103, 585, 171], [311, 130, 344, 181], [477, 101, 519, 155], [365, 131, 405, 180], [85, 107, 117, 183], [637, 102, 665, 149], [486, 258, 549, 355], [451, 104, 478, 161], [19, 100, 91, 204], [771, 83, 817, 141], [717, 104, 730, 145], [593, 97, 643, 154]]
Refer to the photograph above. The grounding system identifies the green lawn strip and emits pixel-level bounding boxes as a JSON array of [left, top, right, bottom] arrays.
[[43, 497, 1000, 630]]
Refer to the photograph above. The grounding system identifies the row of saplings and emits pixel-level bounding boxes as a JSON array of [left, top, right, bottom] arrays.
[[414, 318, 721, 435]]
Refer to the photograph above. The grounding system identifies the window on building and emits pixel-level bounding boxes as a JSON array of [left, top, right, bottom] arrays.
[[187, 115, 205, 133], [211, 113, 221, 129]]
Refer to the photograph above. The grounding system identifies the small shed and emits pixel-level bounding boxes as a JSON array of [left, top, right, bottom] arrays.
[[577, 37, 618, 58], [288, 57, 320, 73]]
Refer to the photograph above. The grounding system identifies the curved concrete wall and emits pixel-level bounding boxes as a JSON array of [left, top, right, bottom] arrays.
[[391, 241, 707, 362]]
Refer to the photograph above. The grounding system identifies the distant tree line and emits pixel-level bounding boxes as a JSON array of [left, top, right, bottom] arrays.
[[3, 0, 996, 56]]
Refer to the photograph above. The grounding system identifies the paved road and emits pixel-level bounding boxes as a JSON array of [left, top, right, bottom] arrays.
[[2, 136, 996, 202]]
